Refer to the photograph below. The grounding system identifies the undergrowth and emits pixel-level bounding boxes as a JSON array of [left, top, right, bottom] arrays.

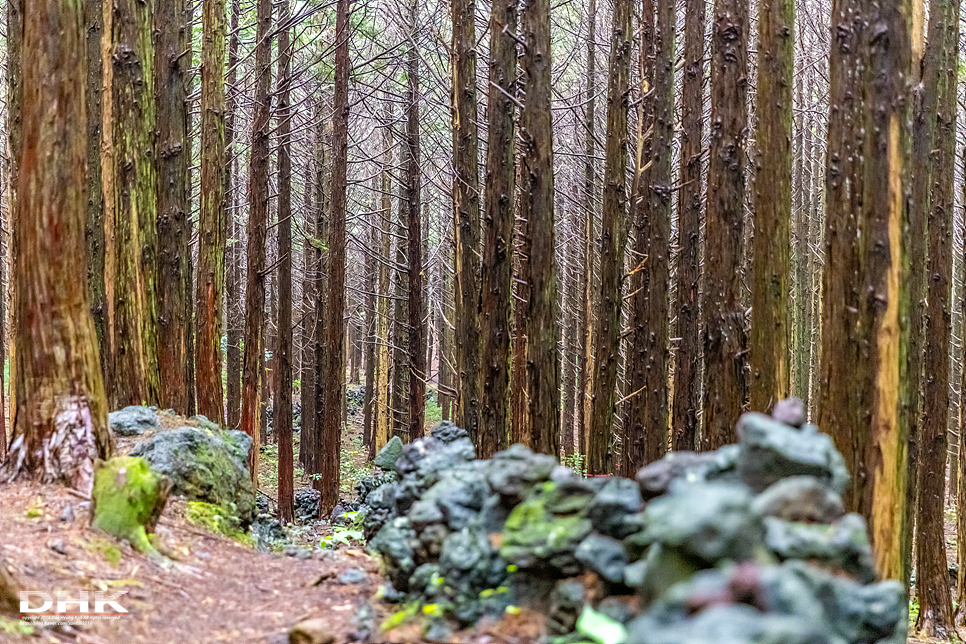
[[186, 501, 254, 547]]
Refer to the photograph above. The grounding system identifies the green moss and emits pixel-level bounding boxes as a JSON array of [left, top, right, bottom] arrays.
[[0, 617, 34, 636], [380, 602, 420, 632], [85, 536, 123, 568], [91, 457, 170, 557], [186, 501, 254, 547]]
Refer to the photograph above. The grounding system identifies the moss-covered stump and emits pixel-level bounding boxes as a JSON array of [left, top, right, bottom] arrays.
[[90, 456, 171, 556]]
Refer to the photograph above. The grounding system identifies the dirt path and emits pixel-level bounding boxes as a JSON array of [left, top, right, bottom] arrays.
[[0, 481, 379, 644]]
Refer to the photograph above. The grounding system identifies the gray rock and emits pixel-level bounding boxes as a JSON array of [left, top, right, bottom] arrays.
[[488, 444, 558, 502], [130, 426, 256, 524], [338, 568, 367, 585], [501, 482, 593, 576], [438, 526, 507, 595], [763, 513, 876, 584], [190, 414, 222, 432], [640, 483, 764, 564], [548, 580, 585, 633], [60, 503, 75, 523], [752, 476, 846, 524], [109, 406, 160, 437], [393, 424, 477, 513], [772, 398, 807, 428], [636, 446, 741, 500], [627, 603, 831, 644], [575, 533, 628, 584], [293, 488, 320, 522], [362, 483, 397, 540], [419, 462, 492, 531], [374, 436, 404, 470], [369, 517, 417, 590], [768, 561, 905, 644], [588, 477, 643, 539], [737, 413, 849, 494]]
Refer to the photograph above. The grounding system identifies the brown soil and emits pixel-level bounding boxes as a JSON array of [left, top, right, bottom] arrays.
[[0, 480, 380, 644]]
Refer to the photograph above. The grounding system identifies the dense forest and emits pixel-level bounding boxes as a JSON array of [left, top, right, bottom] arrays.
[[2, 0, 966, 640]]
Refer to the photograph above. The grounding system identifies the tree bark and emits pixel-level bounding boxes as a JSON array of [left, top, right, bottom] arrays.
[[452, 0, 481, 445], [749, 0, 792, 413], [105, 0, 161, 409], [196, 0, 228, 423], [225, 0, 242, 430], [671, 0, 704, 452], [588, 0, 632, 474], [520, 0, 559, 456], [479, 0, 517, 457], [820, 0, 910, 581], [405, 0, 426, 443], [86, 0, 109, 394], [917, 0, 959, 633], [6, 0, 112, 494], [155, 0, 192, 414], [274, 0, 294, 524], [240, 0, 272, 482], [319, 0, 350, 514], [700, 0, 748, 450], [624, 0, 672, 472], [375, 102, 393, 452], [576, 0, 596, 458]]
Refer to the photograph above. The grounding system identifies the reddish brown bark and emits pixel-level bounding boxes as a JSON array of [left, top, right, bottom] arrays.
[[7, 0, 112, 493]]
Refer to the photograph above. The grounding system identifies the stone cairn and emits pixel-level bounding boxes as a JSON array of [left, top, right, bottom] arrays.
[[359, 399, 906, 643]]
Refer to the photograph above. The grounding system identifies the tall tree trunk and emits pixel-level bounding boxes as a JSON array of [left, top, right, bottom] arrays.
[[588, 0, 632, 474], [274, 0, 294, 524], [319, 0, 350, 514], [624, 0, 673, 472], [903, 0, 930, 589], [918, 1, 959, 633], [363, 190, 378, 453], [105, 0, 161, 409], [240, 0, 272, 482], [299, 130, 315, 464], [749, 0, 792, 413], [7, 0, 22, 428], [155, 0, 191, 414], [671, 0, 704, 452], [196, 0, 228, 423], [225, 0, 242, 430], [576, 0, 597, 458], [6, 0, 112, 493], [561, 212, 579, 456], [479, 0, 517, 457], [405, 0, 426, 443], [86, 0, 109, 394], [511, 212, 529, 447], [375, 103, 393, 452], [452, 0, 481, 445], [820, 0, 910, 581], [520, 0, 559, 456], [700, 0, 748, 449]]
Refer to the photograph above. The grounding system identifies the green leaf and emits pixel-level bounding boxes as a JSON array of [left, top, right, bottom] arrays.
[[576, 606, 628, 644]]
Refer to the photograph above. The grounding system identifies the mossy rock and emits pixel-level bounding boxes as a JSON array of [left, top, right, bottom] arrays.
[[130, 426, 256, 525], [90, 456, 171, 556]]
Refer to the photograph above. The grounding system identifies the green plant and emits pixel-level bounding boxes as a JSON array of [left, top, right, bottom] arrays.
[[186, 501, 254, 547], [321, 510, 365, 548], [0, 617, 33, 636], [562, 453, 588, 478]]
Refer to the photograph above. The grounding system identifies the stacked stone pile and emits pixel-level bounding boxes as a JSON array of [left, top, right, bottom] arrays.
[[360, 400, 906, 643]]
